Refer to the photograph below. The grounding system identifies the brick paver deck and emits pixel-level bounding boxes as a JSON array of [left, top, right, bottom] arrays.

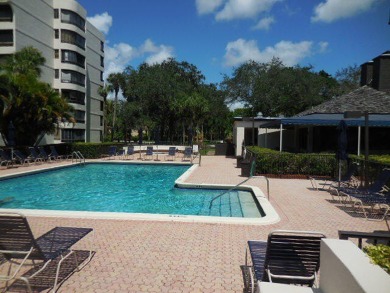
[[0, 157, 388, 292]]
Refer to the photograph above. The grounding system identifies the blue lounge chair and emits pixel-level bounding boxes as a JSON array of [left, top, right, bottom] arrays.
[[182, 147, 193, 162], [117, 148, 125, 159], [165, 147, 176, 161], [336, 168, 390, 199], [13, 150, 31, 166], [126, 146, 135, 160], [28, 147, 43, 164], [245, 230, 325, 293], [107, 146, 117, 160], [0, 149, 14, 168], [143, 146, 154, 160], [38, 146, 54, 162], [49, 145, 66, 160], [0, 212, 94, 292]]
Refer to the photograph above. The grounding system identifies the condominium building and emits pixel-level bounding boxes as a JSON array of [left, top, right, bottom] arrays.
[[0, 0, 105, 143]]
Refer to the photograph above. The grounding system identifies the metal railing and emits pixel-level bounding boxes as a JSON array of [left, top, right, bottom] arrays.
[[72, 151, 85, 165], [339, 230, 390, 249], [209, 159, 270, 210]]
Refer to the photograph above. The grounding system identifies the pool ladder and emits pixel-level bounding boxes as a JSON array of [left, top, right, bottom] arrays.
[[72, 151, 85, 165], [209, 160, 270, 210]]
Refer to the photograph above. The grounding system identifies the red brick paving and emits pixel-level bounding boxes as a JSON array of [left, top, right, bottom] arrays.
[[0, 156, 388, 292]]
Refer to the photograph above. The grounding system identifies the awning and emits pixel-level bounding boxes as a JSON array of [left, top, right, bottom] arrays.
[[261, 113, 390, 128]]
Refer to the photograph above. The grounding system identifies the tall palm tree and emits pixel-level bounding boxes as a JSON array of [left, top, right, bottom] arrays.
[[106, 73, 125, 141]]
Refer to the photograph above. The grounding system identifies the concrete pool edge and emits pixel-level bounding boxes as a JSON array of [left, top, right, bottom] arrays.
[[0, 161, 280, 226], [174, 165, 280, 225]]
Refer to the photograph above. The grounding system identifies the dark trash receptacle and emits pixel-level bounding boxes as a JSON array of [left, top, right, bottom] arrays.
[[241, 160, 253, 177], [215, 143, 227, 156]]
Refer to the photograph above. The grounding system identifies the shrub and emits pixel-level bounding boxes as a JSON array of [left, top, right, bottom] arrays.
[[363, 244, 390, 274], [247, 146, 337, 177], [71, 142, 125, 159]]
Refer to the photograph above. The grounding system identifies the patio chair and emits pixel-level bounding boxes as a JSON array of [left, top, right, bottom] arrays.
[[13, 150, 31, 166], [334, 168, 390, 201], [182, 147, 193, 162], [49, 145, 67, 161], [0, 212, 94, 292], [245, 230, 326, 293], [117, 148, 125, 159], [310, 163, 359, 193], [27, 147, 43, 164], [126, 146, 135, 160], [107, 146, 117, 160], [143, 146, 154, 160], [340, 188, 390, 221], [38, 146, 55, 162], [0, 149, 14, 168], [165, 147, 176, 161]]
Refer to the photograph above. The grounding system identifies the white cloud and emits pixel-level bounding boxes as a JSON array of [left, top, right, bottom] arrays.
[[252, 16, 275, 30], [224, 38, 313, 67], [196, 0, 225, 14], [87, 12, 113, 34], [104, 39, 174, 78], [318, 41, 329, 53], [216, 0, 281, 21], [312, 0, 377, 23], [140, 39, 174, 65], [104, 43, 137, 77]]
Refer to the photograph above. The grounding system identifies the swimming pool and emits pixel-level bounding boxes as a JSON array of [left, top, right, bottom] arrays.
[[0, 163, 264, 218]]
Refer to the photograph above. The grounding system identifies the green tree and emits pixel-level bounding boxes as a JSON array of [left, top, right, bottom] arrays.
[[106, 72, 125, 141], [0, 47, 74, 146]]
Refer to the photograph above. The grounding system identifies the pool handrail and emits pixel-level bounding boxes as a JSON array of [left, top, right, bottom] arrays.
[[208, 175, 270, 209], [72, 151, 85, 165]]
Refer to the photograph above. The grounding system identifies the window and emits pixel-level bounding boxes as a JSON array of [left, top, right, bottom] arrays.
[[61, 50, 85, 68], [54, 9, 59, 19], [100, 41, 104, 52], [100, 116, 103, 126], [62, 90, 85, 105], [61, 9, 85, 30], [100, 101, 104, 111], [54, 49, 59, 59], [61, 30, 85, 49], [55, 69, 59, 79], [0, 30, 13, 46], [100, 71, 104, 82], [74, 110, 85, 123], [54, 29, 59, 39], [61, 129, 85, 142], [61, 70, 85, 86], [100, 56, 104, 67], [0, 5, 13, 22]]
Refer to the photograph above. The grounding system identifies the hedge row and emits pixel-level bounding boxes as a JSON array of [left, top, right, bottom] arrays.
[[247, 146, 337, 177], [70, 142, 125, 159]]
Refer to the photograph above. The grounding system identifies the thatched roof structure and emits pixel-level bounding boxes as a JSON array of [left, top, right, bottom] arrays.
[[298, 86, 390, 117]]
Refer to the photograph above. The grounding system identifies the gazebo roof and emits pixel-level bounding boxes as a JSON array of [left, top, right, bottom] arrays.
[[298, 86, 390, 117]]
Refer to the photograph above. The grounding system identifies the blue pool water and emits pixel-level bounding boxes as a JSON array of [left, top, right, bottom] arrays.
[[0, 164, 262, 218]]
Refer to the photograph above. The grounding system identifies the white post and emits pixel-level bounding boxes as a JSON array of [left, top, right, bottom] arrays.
[[357, 126, 361, 156], [279, 124, 283, 152]]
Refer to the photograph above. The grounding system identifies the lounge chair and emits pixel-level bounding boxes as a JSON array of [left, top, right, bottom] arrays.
[[334, 168, 390, 201], [117, 148, 125, 159], [27, 147, 43, 164], [38, 146, 54, 162], [310, 163, 359, 193], [107, 146, 117, 160], [13, 150, 31, 166], [49, 145, 66, 160], [165, 147, 176, 161], [126, 146, 135, 160], [245, 230, 326, 293], [182, 147, 193, 162], [0, 212, 94, 292], [0, 149, 14, 168], [143, 146, 154, 160]]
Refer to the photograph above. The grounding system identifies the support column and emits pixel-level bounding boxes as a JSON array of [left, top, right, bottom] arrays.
[[279, 124, 283, 152]]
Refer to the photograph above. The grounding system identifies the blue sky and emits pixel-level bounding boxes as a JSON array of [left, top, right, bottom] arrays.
[[78, 0, 389, 84]]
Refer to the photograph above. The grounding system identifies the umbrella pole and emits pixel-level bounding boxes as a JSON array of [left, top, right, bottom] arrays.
[[338, 160, 341, 188]]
